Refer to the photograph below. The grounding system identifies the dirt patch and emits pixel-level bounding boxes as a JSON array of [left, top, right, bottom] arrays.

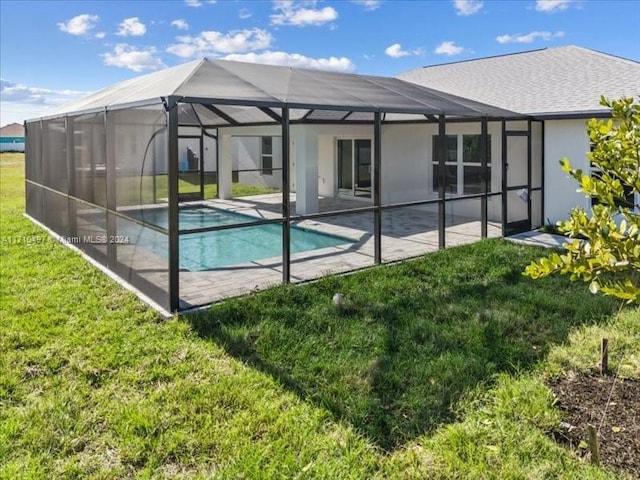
[[549, 371, 640, 477]]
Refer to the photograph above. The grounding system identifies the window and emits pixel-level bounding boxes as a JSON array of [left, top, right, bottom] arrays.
[[432, 134, 491, 195], [261, 136, 273, 175], [432, 135, 457, 193], [462, 134, 491, 195]]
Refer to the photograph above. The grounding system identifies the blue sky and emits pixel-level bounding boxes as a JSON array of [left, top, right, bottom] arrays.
[[1, 0, 639, 125]]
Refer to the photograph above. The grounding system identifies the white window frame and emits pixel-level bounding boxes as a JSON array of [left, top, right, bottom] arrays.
[[431, 134, 491, 196], [335, 136, 374, 199], [260, 136, 273, 176]]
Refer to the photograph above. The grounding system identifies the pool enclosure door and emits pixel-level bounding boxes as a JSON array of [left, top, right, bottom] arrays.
[[178, 136, 203, 202], [337, 139, 372, 199], [503, 130, 531, 235]]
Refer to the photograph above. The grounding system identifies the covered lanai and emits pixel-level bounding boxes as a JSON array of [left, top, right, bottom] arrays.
[[24, 58, 541, 313]]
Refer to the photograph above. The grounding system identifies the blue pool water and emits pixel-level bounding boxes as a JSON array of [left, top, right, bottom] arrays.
[[125, 206, 350, 271]]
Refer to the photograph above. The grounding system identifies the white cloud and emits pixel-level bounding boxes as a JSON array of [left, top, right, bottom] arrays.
[[222, 51, 354, 72], [95, 32, 106, 39], [239, 8, 252, 19], [385, 43, 410, 58], [102, 44, 166, 72], [0, 78, 88, 105], [1, 78, 91, 124], [116, 17, 146, 37], [434, 41, 464, 55], [496, 30, 564, 44], [453, 0, 483, 16], [271, 1, 338, 26], [185, 0, 216, 7], [352, 0, 381, 10], [57, 14, 99, 36], [171, 19, 189, 30], [167, 28, 272, 57], [535, 0, 572, 12]]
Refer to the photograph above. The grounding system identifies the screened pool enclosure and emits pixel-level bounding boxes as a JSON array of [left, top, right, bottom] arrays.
[[25, 59, 543, 312]]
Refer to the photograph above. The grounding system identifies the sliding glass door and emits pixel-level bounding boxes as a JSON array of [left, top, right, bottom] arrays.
[[337, 138, 372, 198]]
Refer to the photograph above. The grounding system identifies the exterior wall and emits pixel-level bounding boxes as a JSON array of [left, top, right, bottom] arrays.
[[544, 119, 590, 224], [176, 126, 217, 174], [203, 134, 217, 172], [233, 136, 283, 189], [317, 134, 334, 197], [218, 124, 373, 195], [380, 123, 429, 204], [217, 126, 284, 194], [220, 121, 509, 220], [380, 122, 504, 220], [315, 124, 373, 198]]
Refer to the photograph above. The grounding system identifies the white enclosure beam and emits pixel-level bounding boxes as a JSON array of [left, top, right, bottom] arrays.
[[292, 125, 319, 214], [218, 134, 233, 199]]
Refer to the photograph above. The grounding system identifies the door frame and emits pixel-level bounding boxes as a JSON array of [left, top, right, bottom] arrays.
[[335, 136, 374, 200], [501, 120, 532, 236]]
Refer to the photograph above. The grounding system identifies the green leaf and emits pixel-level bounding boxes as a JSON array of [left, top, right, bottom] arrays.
[[526, 96, 640, 304]]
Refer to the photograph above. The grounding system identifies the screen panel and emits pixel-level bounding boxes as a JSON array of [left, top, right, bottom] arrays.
[[42, 118, 67, 193], [25, 122, 42, 184], [382, 204, 439, 263], [73, 112, 107, 207]]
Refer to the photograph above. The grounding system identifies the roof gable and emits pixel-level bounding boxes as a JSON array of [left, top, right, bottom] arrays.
[[0, 122, 25, 136]]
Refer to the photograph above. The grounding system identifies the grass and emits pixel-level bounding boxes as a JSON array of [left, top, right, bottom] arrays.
[[72, 171, 280, 207], [190, 242, 618, 451], [117, 173, 280, 206], [2, 151, 639, 478], [176, 172, 281, 200]]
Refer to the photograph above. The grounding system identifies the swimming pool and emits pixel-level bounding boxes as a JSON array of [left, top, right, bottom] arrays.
[[124, 205, 351, 271]]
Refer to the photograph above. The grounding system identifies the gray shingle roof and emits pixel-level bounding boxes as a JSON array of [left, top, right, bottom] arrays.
[[397, 46, 640, 117]]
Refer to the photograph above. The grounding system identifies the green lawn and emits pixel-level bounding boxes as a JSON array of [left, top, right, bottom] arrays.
[[116, 172, 280, 206], [2, 152, 638, 479], [71, 171, 280, 208]]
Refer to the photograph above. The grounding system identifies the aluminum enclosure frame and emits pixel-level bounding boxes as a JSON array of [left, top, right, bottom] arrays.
[[23, 59, 541, 313]]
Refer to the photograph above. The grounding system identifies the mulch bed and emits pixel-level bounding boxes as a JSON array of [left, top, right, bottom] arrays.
[[549, 371, 640, 477]]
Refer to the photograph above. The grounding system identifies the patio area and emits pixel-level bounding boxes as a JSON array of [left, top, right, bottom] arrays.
[[170, 194, 501, 308], [73, 193, 500, 309]]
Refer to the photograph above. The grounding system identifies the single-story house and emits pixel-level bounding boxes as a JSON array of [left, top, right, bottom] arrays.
[[23, 45, 639, 313], [0, 122, 25, 152]]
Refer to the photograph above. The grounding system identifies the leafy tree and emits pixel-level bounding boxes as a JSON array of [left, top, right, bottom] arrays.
[[525, 96, 640, 303]]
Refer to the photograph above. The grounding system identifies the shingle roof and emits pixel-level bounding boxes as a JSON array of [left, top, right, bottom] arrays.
[[34, 58, 517, 123], [397, 46, 640, 117]]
